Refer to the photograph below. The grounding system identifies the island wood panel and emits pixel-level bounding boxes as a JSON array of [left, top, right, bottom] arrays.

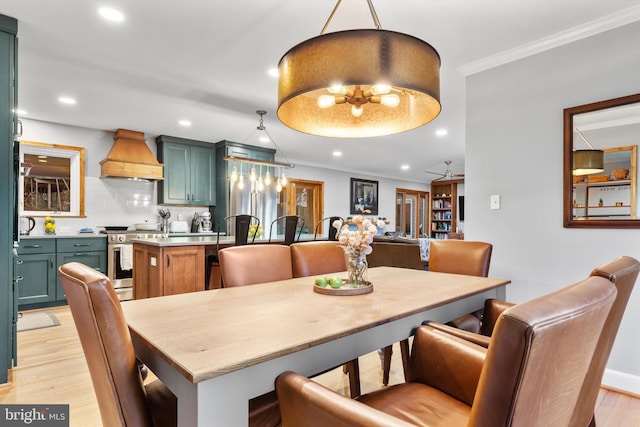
[[133, 243, 205, 299]]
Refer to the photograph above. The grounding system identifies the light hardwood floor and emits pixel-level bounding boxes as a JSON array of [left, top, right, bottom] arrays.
[[2, 306, 639, 426]]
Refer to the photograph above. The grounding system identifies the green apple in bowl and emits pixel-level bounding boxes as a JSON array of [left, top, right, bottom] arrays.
[[329, 277, 343, 289], [315, 276, 329, 288]]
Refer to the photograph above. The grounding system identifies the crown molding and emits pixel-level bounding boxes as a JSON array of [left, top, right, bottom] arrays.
[[459, 5, 640, 76]]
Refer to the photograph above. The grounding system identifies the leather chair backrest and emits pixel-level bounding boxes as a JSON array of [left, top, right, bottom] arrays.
[[313, 217, 343, 241], [219, 244, 293, 287], [58, 262, 154, 427], [570, 256, 640, 427], [468, 276, 616, 427], [428, 240, 492, 277], [290, 241, 346, 278]]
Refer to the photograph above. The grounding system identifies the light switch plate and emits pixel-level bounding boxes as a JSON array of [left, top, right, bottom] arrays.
[[490, 194, 501, 210], [150, 257, 156, 267]]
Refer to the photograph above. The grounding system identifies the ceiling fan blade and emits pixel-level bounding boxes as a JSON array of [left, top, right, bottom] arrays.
[[424, 170, 445, 176]]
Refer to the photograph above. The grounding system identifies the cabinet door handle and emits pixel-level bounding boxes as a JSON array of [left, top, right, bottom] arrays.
[[50, 259, 54, 268], [167, 255, 170, 267], [73, 253, 87, 256], [16, 260, 23, 265], [24, 244, 41, 248], [15, 275, 23, 282], [73, 243, 91, 247]]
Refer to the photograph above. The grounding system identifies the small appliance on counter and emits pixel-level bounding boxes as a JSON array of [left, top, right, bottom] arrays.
[[200, 212, 212, 232], [191, 212, 200, 232], [170, 214, 189, 233], [19, 216, 35, 236]]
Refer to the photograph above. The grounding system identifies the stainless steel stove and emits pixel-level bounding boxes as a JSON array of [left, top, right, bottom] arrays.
[[103, 230, 165, 300]]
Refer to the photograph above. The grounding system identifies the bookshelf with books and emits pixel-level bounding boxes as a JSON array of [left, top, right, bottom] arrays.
[[430, 181, 458, 239]]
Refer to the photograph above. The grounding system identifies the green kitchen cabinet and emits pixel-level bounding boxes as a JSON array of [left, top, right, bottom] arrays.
[[55, 237, 107, 301], [16, 239, 57, 307], [213, 140, 276, 227], [1, 13, 17, 382], [156, 135, 216, 206]]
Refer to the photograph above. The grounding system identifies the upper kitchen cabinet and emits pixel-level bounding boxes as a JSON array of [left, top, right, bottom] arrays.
[[213, 140, 276, 227], [156, 135, 216, 206]]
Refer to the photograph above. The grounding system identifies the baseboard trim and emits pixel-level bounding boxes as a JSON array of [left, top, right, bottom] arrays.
[[602, 368, 640, 396]]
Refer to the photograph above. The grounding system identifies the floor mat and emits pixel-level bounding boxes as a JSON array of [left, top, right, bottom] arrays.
[[17, 311, 61, 332]]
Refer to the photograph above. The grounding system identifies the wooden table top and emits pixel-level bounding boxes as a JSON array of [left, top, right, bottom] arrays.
[[122, 266, 509, 383]]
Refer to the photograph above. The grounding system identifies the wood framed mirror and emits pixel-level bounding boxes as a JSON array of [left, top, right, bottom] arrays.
[[19, 140, 85, 217], [563, 93, 640, 228]]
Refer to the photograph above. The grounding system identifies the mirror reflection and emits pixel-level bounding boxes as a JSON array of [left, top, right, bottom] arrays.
[[572, 146, 636, 220], [564, 93, 640, 228], [20, 140, 85, 217]]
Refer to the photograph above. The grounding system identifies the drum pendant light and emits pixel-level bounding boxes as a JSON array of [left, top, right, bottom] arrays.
[[573, 128, 604, 176], [277, 0, 441, 138]]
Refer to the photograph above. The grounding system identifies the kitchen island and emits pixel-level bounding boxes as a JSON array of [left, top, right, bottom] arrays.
[[132, 235, 314, 298]]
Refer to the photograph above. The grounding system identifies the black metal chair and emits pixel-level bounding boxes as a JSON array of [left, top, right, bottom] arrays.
[[313, 216, 343, 241], [206, 214, 260, 289], [268, 215, 305, 246]]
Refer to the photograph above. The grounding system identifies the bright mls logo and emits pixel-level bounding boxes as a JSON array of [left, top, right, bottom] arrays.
[[1, 405, 69, 426]]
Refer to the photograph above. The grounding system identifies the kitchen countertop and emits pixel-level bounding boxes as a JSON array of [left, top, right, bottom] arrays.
[[18, 233, 107, 239], [132, 234, 320, 247]]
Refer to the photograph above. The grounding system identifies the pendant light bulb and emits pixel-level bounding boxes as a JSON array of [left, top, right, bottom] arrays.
[[351, 103, 363, 118], [281, 169, 287, 186], [250, 166, 257, 182], [257, 176, 264, 192], [230, 166, 238, 183], [276, 178, 283, 192], [238, 174, 245, 190], [265, 170, 272, 185]]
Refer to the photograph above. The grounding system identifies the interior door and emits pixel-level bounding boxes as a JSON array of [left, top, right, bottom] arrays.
[[281, 179, 324, 237], [396, 188, 430, 238]]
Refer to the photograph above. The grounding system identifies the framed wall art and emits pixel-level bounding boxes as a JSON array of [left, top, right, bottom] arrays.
[[350, 178, 378, 215]]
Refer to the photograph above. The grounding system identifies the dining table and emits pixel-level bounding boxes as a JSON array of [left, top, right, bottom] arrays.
[[122, 266, 510, 427]]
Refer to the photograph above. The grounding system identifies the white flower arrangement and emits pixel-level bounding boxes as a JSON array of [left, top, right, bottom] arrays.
[[333, 215, 386, 256]]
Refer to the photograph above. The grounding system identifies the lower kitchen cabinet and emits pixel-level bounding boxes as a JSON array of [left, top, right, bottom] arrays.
[[55, 238, 107, 301], [16, 237, 107, 310], [133, 243, 205, 299], [16, 239, 56, 307]]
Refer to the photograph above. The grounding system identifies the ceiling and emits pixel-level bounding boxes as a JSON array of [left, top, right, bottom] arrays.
[[4, 0, 640, 183]]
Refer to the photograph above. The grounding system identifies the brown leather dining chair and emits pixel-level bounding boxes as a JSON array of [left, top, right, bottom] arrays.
[[219, 244, 293, 287], [289, 240, 361, 399], [427, 255, 640, 427], [59, 262, 279, 427], [275, 274, 617, 427], [382, 239, 493, 385]]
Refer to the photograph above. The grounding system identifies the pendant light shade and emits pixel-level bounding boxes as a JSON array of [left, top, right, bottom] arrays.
[[573, 149, 605, 176], [277, 1, 441, 138]]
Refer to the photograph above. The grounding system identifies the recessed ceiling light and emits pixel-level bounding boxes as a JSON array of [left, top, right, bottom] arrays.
[[98, 7, 124, 22], [268, 68, 279, 78], [58, 96, 76, 105], [401, 164, 410, 170], [179, 120, 191, 127], [435, 129, 448, 136], [332, 151, 342, 157]]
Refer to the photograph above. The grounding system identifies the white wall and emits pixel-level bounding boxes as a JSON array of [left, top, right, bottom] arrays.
[[466, 21, 640, 393], [19, 120, 428, 235]]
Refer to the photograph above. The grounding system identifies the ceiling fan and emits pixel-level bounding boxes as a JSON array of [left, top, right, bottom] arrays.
[[424, 161, 464, 181]]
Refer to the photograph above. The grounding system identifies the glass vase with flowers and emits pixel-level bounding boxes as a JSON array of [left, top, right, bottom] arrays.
[[333, 215, 385, 286]]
